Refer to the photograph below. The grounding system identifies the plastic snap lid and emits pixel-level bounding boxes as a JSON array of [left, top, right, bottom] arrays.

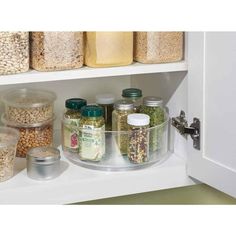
[[96, 94, 115, 105], [127, 114, 150, 126], [143, 96, 163, 107], [81, 105, 104, 117], [65, 98, 87, 110], [122, 88, 142, 98]]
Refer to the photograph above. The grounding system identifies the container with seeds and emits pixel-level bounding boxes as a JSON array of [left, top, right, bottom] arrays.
[[127, 114, 150, 164], [0, 32, 29, 75], [112, 100, 134, 155], [2, 115, 54, 158], [0, 127, 19, 182], [134, 32, 183, 64], [2, 88, 56, 125], [122, 88, 142, 112], [30, 32, 83, 71]]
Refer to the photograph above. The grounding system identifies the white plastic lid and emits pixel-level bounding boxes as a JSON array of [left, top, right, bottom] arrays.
[[127, 114, 150, 126], [96, 94, 115, 105]]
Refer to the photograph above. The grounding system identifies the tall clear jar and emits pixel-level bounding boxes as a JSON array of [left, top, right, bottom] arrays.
[[85, 32, 133, 67], [127, 114, 150, 164], [30, 32, 83, 71], [62, 98, 87, 153], [140, 96, 165, 152], [112, 100, 134, 155], [122, 88, 142, 112], [79, 105, 105, 162], [134, 32, 184, 64]]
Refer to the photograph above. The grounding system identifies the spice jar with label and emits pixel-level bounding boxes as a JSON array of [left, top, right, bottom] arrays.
[[112, 100, 134, 155], [122, 88, 142, 112], [140, 96, 165, 152], [127, 114, 150, 164], [96, 94, 115, 131], [79, 105, 105, 162], [62, 98, 87, 153]]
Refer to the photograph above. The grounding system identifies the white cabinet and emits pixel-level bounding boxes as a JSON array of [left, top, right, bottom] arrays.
[[0, 32, 235, 204]]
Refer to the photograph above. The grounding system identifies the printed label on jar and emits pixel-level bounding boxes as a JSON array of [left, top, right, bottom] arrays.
[[79, 125, 105, 161]]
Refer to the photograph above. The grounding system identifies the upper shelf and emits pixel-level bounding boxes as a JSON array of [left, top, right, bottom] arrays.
[[0, 61, 188, 85]]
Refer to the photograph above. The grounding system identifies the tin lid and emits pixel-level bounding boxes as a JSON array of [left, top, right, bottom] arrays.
[[122, 88, 142, 98], [81, 105, 104, 117], [96, 94, 115, 105], [127, 114, 150, 126], [65, 98, 87, 110], [114, 99, 134, 110], [143, 96, 163, 107], [27, 147, 60, 164]]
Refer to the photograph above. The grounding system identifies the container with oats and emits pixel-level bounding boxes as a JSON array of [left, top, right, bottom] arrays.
[[134, 32, 184, 64], [30, 32, 83, 71], [0, 32, 29, 75]]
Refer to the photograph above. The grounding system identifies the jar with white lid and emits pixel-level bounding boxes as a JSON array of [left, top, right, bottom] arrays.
[[127, 114, 150, 164]]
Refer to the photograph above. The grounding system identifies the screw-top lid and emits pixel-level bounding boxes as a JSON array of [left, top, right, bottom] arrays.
[[96, 94, 115, 105], [81, 105, 103, 117], [143, 96, 163, 107], [114, 99, 134, 110], [65, 98, 87, 111], [122, 88, 142, 98], [127, 114, 150, 126]]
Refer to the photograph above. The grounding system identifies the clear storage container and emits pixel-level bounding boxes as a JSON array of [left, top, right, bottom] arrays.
[[2, 115, 54, 158], [0, 32, 29, 75], [122, 88, 142, 112], [30, 32, 83, 71], [134, 32, 184, 63], [85, 32, 133, 67], [2, 88, 56, 125], [0, 127, 20, 182]]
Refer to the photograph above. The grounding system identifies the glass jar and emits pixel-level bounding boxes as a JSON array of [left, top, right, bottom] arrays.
[[140, 96, 165, 152], [122, 88, 142, 112], [62, 98, 87, 153], [30, 32, 83, 71], [134, 32, 184, 64], [79, 105, 105, 161], [85, 32, 133, 67], [96, 94, 115, 131], [127, 114, 150, 164], [112, 100, 134, 155]]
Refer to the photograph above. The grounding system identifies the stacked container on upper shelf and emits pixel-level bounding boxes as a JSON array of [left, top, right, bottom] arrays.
[[1, 88, 56, 157], [30, 32, 83, 71], [85, 32, 133, 67], [0, 32, 29, 75], [134, 32, 184, 64]]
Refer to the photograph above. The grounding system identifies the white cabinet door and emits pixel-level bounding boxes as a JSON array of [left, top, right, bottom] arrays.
[[187, 32, 236, 197]]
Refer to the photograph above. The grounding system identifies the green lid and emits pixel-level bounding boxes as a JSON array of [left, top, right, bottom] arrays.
[[81, 105, 103, 117], [122, 88, 142, 98], [65, 98, 87, 111]]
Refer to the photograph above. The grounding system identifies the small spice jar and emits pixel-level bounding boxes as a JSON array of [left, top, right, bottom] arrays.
[[62, 98, 87, 153], [140, 96, 165, 152], [112, 100, 134, 155], [122, 88, 142, 112], [79, 105, 105, 161], [26, 147, 61, 180], [96, 94, 115, 131], [127, 114, 150, 164]]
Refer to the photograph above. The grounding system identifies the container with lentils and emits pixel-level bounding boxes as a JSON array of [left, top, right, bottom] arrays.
[[0, 32, 29, 75]]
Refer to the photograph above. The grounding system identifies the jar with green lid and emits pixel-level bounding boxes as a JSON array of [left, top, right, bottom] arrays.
[[122, 88, 142, 112], [140, 96, 165, 152], [112, 100, 134, 155], [79, 105, 105, 161], [127, 114, 150, 164], [95, 94, 115, 131], [62, 98, 87, 153]]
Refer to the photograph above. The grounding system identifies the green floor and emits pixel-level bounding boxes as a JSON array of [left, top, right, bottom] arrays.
[[76, 184, 236, 204]]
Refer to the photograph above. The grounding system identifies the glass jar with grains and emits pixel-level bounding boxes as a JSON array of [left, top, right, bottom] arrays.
[[122, 88, 142, 112], [140, 96, 165, 152], [127, 114, 150, 164], [112, 100, 134, 155], [79, 105, 105, 162], [62, 98, 87, 153], [96, 94, 115, 131]]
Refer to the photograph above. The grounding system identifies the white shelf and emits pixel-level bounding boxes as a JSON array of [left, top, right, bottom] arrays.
[[0, 150, 195, 204], [0, 61, 188, 85]]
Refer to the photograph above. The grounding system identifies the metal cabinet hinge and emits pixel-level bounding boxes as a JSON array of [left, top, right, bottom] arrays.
[[172, 110, 200, 150]]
